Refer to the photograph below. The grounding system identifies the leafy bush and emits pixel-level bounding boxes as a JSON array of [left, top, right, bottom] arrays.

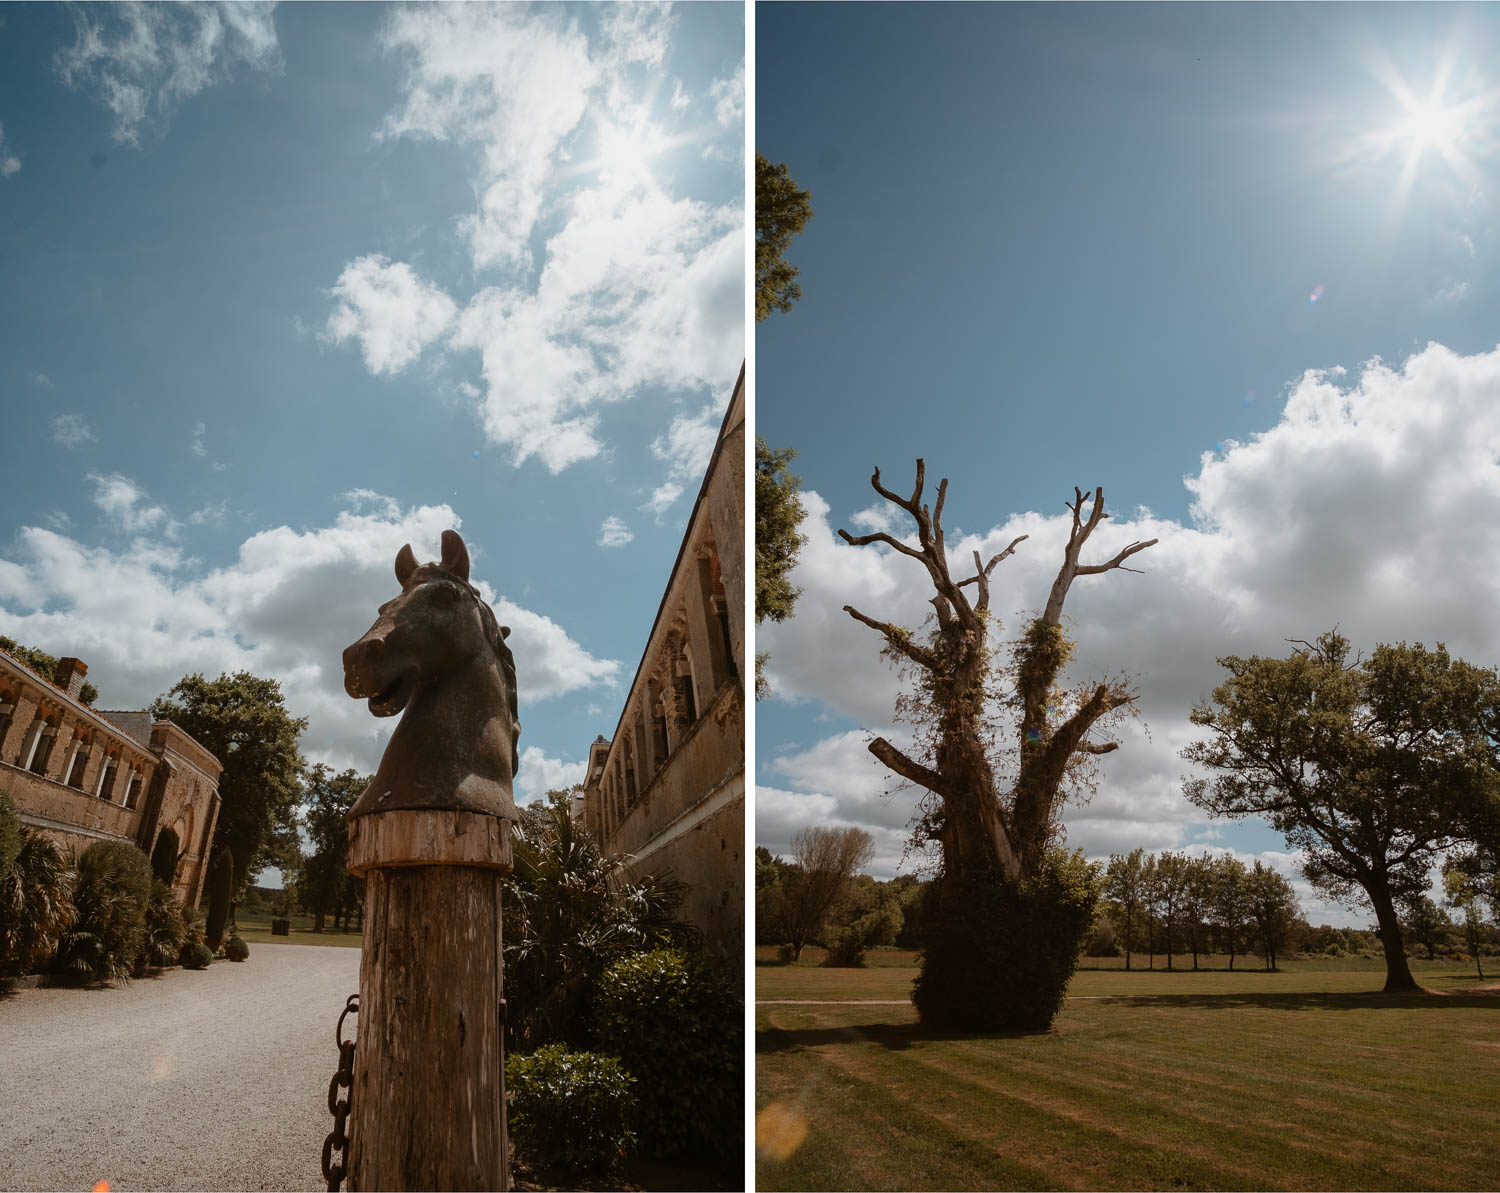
[[0, 802, 75, 980], [593, 948, 742, 1165], [180, 941, 213, 969], [53, 840, 151, 984], [913, 849, 1102, 1032], [506, 1044, 635, 1180], [141, 878, 187, 970], [225, 934, 248, 962]]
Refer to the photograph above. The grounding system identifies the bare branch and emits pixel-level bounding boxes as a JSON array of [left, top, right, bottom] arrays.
[[837, 527, 927, 562], [868, 736, 956, 800], [843, 604, 938, 669], [1075, 538, 1159, 576], [1077, 741, 1120, 755], [956, 536, 1029, 588], [1043, 487, 1157, 624]]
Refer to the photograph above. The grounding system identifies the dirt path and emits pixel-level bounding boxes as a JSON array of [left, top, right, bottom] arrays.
[[0, 944, 361, 1192]]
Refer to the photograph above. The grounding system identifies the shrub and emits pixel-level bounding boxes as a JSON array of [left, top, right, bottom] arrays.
[[0, 814, 74, 979], [180, 941, 213, 969], [506, 1045, 635, 1180], [225, 934, 249, 962], [141, 879, 187, 970], [53, 840, 151, 984], [593, 948, 742, 1165], [912, 849, 1102, 1032]]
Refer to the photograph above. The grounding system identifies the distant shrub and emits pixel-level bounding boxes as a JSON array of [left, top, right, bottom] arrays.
[[54, 840, 151, 984], [507, 1045, 635, 1180], [774, 943, 794, 965], [0, 808, 74, 980], [180, 941, 213, 969], [225, 934, 249, 962], [593, 948, 742, 1165]]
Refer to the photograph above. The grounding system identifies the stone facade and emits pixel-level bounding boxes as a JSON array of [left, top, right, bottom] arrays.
[[0, 650, 222, 906], [580, 367, 745, 957]]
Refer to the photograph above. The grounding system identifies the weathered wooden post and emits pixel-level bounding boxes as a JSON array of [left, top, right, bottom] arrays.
[[341, 530, 521, 1191]]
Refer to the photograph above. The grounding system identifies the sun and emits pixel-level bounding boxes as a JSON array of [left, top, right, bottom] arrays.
[[1392, 96, 1467, 157]]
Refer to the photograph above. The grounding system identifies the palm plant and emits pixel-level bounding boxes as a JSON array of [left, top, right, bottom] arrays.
[[502, 796, 699, 1051], [53, 840, 151, 984], [0, 826, 75, 980], [141, 878, 188, 970]]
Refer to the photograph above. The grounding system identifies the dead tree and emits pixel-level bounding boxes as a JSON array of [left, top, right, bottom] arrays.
[[840, 462, 1156, 881]]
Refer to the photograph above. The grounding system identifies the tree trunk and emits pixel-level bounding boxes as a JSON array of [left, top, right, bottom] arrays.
[[1366, 876, 1419, 992], [314, 910, 324, 933]]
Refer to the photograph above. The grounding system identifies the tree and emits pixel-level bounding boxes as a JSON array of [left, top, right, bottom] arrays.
[[822, 874, 903, 967], [1103, 849, 1146, 970], [150, 671, 307, 900], [301, 764, 367, 933], [755, 153, 813, 322], [842, 464, 1156, 1027], [754, 438, 807, 700], [1400, 894, 1453, 962], [1148, 851, 1190, 970], [768, 826, 875, 962], [1179, 855, 1215, 971], [1184, 633, 1500, 991], [1443, 859, 1493, 980], [1243, 861, 1300, 971], [1205, 855, 1250, 970]]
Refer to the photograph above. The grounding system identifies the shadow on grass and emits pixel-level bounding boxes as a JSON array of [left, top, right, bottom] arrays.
[[1094, 988, 1500, 1011], [758, 1019, 1053, 1055]]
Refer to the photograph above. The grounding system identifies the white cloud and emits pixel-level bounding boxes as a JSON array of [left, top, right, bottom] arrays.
[[760, 342, 1500, 925], [514, 745, 587, 803], [1433, 280, 1470, 303], [89, 473, 178, 536], [645, 401, 723, 516], [642, 482, 683, 519], [324, 255, 457, 375], [597, 515, 633, 548], [0, 492, 619, 774], [190, 420, 207, 457], [188, 500, 229, 527], [708, 63, 744, 129], [51, 414, 96, 449], [33, 374, 53, 388], [0, 121, 19, 177], [55, 1, 281, 146], [330, 4, 744, 478]]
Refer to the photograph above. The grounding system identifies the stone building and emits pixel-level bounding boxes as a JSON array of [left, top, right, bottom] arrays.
[[580, 367, 745, 957], [0, 650, 223, 906]]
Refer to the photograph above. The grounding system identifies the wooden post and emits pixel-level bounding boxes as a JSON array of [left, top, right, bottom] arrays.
[[346, 808, 512, 1191]]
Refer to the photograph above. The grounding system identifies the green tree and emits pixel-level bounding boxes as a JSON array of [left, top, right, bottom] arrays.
[[301, 764, 367, 933], [754, 153, 813, 322], [1184, 633, 1500, 992], [1180, 854, 1215, 970], [754, 438, 806, 699], [1243, 861, 1300, 971], [1400, 894, 1453, 961], [150, 671, 307, 899], [841, 466, 1155, 1029], [1443, 858, 1493, 980], [822, 873, 903, 967], [1148, 851, 1190, 970], [765, 825, 874, 962], [1205, 854, 1250, 970], [1103, 848, 1147, 970]]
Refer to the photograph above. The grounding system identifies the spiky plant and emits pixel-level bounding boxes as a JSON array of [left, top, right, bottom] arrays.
[[53, 840, 150, 984], [0, 823, 75, 979], [141, 878, 187, 969]]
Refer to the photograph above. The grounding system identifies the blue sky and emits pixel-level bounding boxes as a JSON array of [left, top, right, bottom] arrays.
[[0, 2, 744, 879], [756, 3, 1500, 926]]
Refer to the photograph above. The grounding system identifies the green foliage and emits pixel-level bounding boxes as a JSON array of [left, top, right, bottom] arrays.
[[506, 1044, 635, 1181], [0, 793, 21, 881], [502, 794, 698, 1052], [225, 934, 248, 962], [180, 941, 213, 970], [0, 808, 74, 978], [150, 671, 307, 896], [593, 948, 742, 1165], [141, 878, 187, 969], [913, 850, 1102, 1031], [205, 846, 233, 951], [54, 840, 151, 984], [0, 636, 58, 683], [822, 875, 903, 967], [754, 153, 813, 322], [78, 681, 98, 706], [754, 438, 807, 699], [300, 764, 367, 929]]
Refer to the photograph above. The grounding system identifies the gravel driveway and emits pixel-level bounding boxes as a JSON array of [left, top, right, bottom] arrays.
[[0, 944, 361, 1192]]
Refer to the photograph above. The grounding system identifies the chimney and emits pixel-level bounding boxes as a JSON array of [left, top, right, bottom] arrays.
[[54, 657, 88, 701]]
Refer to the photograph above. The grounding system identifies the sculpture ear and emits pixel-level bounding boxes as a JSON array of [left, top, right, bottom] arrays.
[[440, 529, 470, 583], [499, 625, 511, 640], [395, 544, 418, 587]]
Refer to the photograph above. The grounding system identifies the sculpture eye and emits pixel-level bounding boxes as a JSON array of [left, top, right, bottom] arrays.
[[432, 585, 460, 607]]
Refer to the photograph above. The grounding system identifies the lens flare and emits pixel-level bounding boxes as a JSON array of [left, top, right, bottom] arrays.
[[756, 1102, 810, 1161], [1308, 284, 1325, 305]]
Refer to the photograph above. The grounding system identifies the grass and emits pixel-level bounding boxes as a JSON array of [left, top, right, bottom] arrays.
[[756, 956, 1500, 1190], [228, 908, 363, 949]]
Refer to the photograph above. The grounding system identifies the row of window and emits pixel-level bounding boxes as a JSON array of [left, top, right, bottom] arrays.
[[0, 702, 146, 808]]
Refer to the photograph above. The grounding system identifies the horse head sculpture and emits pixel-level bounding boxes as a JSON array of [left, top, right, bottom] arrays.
[[342, 529, 520, 822]]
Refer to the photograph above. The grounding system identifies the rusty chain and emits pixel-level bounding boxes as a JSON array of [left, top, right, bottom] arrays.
[[321, 993, 359, 1192]]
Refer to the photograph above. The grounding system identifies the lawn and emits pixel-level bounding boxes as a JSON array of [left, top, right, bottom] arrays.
[[229, 908, 364, 949], [756, 957, 1500, 1190]]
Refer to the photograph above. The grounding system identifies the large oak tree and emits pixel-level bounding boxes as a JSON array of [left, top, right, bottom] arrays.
[[1183, 633, 1500, 991]]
